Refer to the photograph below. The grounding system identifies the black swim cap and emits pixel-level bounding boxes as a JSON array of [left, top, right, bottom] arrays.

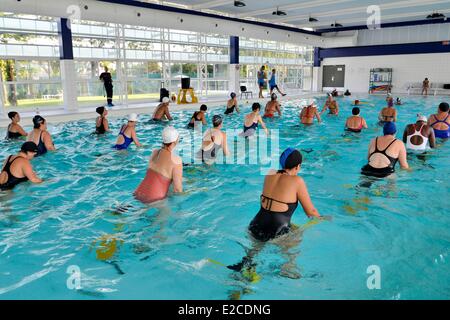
[[8, 111, 18, 120], [439, 102, 449, 112], [352, 107, 360, 115], [32, 115, 45, 129], [21, 141, 38, 154], [96, 106, 105, 115], [230, 92, 236, 98], [200, 104, 208, 111], [252, 102, 261, 111], [280, 148, 302, 170]]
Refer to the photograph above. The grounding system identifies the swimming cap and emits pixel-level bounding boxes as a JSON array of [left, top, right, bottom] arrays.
[[162, 126, 179, 144], [32, 115, 45, 128], [271, 93, 277, 101], [230, 92, 236, 98], [96, 106, 105, 115], [416, 114, 427, 122], [352, 107, 360, 115], [439, 102, 449, 112], [308, 99, 316, 106], [212, 115, 223, 127], [162, 97, 170, 103], [21, 141, 38, 153], [128, 113, 138, 122], [383, 122, 397, 135], [280, 148, 302, 170]]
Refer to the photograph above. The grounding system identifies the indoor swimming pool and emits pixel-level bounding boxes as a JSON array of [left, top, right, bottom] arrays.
[[0, 95, 449, 299]]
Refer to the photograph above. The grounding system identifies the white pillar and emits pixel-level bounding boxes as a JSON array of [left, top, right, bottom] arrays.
[[229, 64, 240, 95], [60, 60, 78, 111], [0, 79, 6, 119], [312, 66, 322, 93]]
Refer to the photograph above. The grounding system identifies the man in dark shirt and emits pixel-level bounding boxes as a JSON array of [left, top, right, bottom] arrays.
[[99, 66, 114, 107]]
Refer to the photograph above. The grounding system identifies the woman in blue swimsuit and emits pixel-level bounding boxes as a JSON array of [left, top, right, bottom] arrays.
[[428, 102, 450, 139], [113, 113, 142, 150]]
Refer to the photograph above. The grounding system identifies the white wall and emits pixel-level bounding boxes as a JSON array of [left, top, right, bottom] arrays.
[[322, 52, 450, 94]]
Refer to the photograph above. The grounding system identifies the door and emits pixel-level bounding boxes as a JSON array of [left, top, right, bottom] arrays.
[[322, 65, 345, 88]]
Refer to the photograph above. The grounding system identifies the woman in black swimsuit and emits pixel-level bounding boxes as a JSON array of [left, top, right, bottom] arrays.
[[0, 142, 42, 190], [95, 106, 109, 134], [227, 148, 323, 278], [187, 104, 207, 128], [6, 112, 27, 139], [27, 116, 56, 156]]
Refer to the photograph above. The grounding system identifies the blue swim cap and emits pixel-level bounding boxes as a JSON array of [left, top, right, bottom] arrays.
[[383, 122, 396, 135], [280, 148, 302, 170]]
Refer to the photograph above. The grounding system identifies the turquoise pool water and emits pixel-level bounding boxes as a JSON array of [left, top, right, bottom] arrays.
[[0, 95, 449, 300]]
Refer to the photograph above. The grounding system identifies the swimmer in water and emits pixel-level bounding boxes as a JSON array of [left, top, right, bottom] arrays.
[[225, 92, 239, 114], [27, 115, 56, 156], [300, 100, 321, 125], [395, 97, 402, 105], [320, 94, 339, 115], [152, 97, 173, 121], [6, 111, 27, 139], [0, 142, 42, 190], [345, 107, 368, 133], [95, 106, 109, 134], [240, 102, 269, 138], [263, 93, 281, 118], [134, 126, 183, 203], [361, 122, 409, 178], [187, 104, 207, 129], [427, 102, 450, 139], [403, 114, 435, 152], [227, 148, 322, 275], [199, 115, 230, 165], [378, 99, 397, 124], [113, 113, 142, 150], [344, 89, 351, 96]]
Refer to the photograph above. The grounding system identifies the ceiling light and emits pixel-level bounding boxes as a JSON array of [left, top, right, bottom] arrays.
[[234, 1, 246, 7]]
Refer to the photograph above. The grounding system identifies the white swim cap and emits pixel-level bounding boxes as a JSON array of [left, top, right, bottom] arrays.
[[162, 126, 179, 144], [162, 97, 170, 103], [417, 114, 427, 122], [128, 113, 138, 122], [308, 99, 316, 106]]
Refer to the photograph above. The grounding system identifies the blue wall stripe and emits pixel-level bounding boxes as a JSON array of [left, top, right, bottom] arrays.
[[230, 36, 239, 65], [319, 41, 450, 60], [98, 0, 320, 36], [58, 18, 74, 60], [314, 47, 321, 67], [317, 18, 450, 34]]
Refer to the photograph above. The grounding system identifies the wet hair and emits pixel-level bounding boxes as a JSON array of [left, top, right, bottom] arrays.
[[271, 93, 277, 101], [32, 115, 46, 129], [252, 102, 261, 112], [8, 111, 18, 120], [439, 102, 449, 112], [21, 141, 38, 154], [96, 106, 105, 115], [200, 104, 208, 111], [212, 115, 223, 127], [230, 92, 236, 99], [352, 107, 360, 115]]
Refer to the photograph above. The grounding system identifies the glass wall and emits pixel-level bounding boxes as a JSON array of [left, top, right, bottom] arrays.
[[239, 38, 314, 92]]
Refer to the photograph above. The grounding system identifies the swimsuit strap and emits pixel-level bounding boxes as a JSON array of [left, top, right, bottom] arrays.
[[380, 138, 397, 154], [431, 113, 450, 126]]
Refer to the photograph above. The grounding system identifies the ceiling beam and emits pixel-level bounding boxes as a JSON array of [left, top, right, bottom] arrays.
[[191, 0, 235, 10], [273, 0, 450, 23], [297, 8, 450, 29], [235, 0, 355, 19]]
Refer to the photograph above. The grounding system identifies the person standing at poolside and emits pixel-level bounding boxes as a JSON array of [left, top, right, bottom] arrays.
[[268, 69, 286, 97], [6, 112, 27, 139], [134, 126, 183, 203], [0, 142, 42, 190], [95, 106, 109, 134], [345, 107, 368, 133], [240, 102, 269, 138], [378, 99, 397, 124], [300, 100, 321, 125], [422, 78, 430, 96], [361, 122, 409, 178], [113, 113, 142, 150], [257, 66, 266, 99], [152, 97, 173, 121], [225, 93, 239, 115], [428, 102, 450, 139], [403, 115, 435, 151], [99, 66, 114, 107], [27, 116, 56, 156], [264, 93, 281, 118], [320, 94, 339, 115]]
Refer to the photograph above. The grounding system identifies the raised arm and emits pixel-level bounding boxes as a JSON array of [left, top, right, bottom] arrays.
[[297, 177, 321, 218]]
